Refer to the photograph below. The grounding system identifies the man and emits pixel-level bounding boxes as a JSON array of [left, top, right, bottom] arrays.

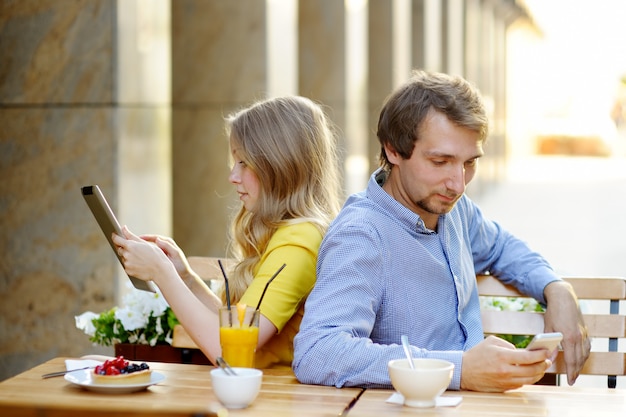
[[293, 70, 590, 392]]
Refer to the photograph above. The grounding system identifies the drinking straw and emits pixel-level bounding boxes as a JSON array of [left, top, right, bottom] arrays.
[[250, 263, 286, 325], [218, 259, 232, 326]]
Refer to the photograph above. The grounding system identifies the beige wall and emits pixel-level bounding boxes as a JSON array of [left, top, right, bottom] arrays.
[[0, 0, 172, 380], [0, 0, 524, 381], [171, 0, 266, 258], [0, 1, 119, 378]]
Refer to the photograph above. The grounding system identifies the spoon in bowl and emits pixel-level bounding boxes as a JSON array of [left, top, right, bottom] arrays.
[[216, 356, 238, 376], [401, 335, 415, 370]]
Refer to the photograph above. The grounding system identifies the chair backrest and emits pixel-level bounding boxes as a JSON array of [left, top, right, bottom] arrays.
[[172, 257, 234, 350], [477, 274, 626, 388], [187, 256, 234, 282]]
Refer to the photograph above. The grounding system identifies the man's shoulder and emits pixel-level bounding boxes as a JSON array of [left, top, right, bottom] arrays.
[[324, 192, 399, 245], [333, 191, 384, 225]]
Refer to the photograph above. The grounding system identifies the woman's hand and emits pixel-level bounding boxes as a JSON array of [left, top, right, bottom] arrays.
[[138, 233, 192, 281], [111, 226, 176, 285]]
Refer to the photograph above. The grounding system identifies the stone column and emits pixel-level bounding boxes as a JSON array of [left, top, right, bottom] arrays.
[[299, 0, 354, 193], [368, 0, 394, 169], [423, 0, 443, 71], [463, 0, 482, 86], [368, 0, 413, 168], [117, 0, 172, 291], [444, 0, 465, 76], [0, 0, 170, 379], [0, 1, 118, 380], [411, 0, 426, 70], [171, 0, 267, 257]]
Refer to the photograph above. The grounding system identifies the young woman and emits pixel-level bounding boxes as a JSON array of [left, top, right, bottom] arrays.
[[113, 96, 342, 368]]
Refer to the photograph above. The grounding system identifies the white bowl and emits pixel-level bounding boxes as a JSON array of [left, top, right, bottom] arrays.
[[210, 367, 263, 409], [388, 358, 454, 408]]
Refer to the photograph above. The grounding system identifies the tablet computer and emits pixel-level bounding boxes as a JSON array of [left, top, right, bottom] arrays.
[[81, 185, 157, 292]]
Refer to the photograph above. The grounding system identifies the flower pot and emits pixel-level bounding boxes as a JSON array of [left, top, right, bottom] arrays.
[[114, 343, 212, 365]]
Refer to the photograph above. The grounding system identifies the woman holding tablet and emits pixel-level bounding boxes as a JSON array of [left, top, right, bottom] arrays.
[[112, 96, 342, 368]]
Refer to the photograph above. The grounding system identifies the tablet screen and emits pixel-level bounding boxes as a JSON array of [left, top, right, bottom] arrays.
[[81, 185, 157, 292]]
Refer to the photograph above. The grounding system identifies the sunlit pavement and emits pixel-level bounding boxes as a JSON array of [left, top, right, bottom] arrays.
[[475, 155, 626, 277], [473, 154, 626, 389]]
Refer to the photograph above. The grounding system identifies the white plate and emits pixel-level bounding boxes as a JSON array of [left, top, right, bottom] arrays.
[[64, 369, 165, 394]]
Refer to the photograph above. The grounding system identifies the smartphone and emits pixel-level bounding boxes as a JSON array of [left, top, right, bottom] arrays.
[[526, 332, 563, 351], [81, 185, 157, 293]]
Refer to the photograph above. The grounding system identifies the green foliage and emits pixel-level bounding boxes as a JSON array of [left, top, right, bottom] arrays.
[[84, 306, 179, 347], [89, 308, 121, 346], [481, 296, 546, 348], [497, 334, 533, 348]]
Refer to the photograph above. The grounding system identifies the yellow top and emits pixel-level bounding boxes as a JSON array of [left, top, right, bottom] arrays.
[[239, 221, 322, 369]]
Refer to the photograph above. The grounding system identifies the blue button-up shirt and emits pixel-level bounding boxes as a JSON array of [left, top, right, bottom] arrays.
[[293, 169, 559, 389]]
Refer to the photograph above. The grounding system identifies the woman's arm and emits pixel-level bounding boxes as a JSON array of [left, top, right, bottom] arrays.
[[112, 226, 278, 363], [138, 233, 223, 313]]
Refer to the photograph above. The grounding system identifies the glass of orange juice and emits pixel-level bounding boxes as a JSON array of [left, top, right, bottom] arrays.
[[219, 304, 260, 368]]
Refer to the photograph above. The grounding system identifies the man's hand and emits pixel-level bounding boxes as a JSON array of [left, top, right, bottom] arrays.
[[460, 336, 552, 392], [543, 280, 591, 385]]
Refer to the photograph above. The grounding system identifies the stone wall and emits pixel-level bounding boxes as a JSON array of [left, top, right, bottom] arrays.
[[0, 0, 119, 379], [0, 0, 172, 380]]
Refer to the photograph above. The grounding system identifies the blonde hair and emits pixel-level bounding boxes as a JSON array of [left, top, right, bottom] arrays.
[[222, 96, 342, 303]]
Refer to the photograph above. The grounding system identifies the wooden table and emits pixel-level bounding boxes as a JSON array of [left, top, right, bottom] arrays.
[[0, 357, 362, 417], [350, 384, 626, 417], [2, 358, 625, 417]]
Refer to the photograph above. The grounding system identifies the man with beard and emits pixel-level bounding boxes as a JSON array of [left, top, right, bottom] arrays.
[[293, 70, 590, 393]]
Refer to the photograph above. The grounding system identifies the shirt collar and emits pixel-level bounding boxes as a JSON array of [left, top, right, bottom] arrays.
[[368, 168, 437, 235]]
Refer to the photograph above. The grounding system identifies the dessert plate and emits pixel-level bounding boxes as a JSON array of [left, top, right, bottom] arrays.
[[65, 369, 165, 394]]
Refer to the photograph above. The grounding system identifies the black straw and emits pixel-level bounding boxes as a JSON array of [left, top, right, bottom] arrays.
[[250, 263, 286, 326], [218, 259, 232, 325]]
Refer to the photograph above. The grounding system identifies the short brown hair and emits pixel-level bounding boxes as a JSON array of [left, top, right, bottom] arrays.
[[377, 70, 488, 171]]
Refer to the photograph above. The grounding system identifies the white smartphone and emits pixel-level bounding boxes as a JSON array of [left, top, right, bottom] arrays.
[[526, 332, 563, 351], [81, 185, 157, 293]]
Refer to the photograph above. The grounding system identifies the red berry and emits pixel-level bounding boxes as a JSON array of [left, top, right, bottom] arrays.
[[106, 366, 120, 375]]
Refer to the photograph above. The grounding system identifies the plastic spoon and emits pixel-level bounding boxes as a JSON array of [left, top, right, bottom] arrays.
[[401, 335, 415, 369]]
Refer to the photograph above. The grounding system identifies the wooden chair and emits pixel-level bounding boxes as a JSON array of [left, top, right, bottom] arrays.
[[186, 256, 234, 282], [477, 274, 626, 388], [171, 257, 233, 351]]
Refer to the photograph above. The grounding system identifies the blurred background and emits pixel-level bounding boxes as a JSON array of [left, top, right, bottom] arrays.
[[1, 0, 625, 386]]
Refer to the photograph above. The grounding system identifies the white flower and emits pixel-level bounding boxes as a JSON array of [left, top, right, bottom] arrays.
[[164, 331, 173, 345], [114, 288, 170, 331], [75, 284, 177, 347], [75, 312, 99, 336], [115, 306, 149, 331], [155, 316, 164, 335], [121, 288, 169, 318]]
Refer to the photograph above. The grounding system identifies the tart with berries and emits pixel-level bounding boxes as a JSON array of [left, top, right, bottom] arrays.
[[91, 356, 152, 385]]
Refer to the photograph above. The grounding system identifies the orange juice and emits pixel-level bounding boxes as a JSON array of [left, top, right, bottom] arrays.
[[219, 326, 259, 368], [219, 305, 260, 368]]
